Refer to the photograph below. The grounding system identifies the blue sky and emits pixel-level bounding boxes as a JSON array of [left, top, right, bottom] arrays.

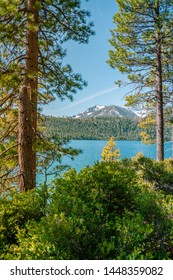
[[43, 0, 127, 117]]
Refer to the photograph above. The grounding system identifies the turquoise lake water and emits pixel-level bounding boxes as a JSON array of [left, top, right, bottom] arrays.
[[37, 140, 173, 184]]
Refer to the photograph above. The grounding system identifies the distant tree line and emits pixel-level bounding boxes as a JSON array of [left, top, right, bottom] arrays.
[[43, 116, 171, 141]]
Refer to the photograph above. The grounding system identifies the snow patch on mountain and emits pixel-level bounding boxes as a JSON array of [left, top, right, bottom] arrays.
[[73, 105, 137, 119], [95, 105, 105, 110]]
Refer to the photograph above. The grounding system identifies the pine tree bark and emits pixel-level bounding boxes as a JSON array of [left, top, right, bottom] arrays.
[[18, 0, 39, 191], [18, 86, 34, 191], [155, 7, 164, 162], [156, 66, 164, 161], [172, 128, 173, 158]]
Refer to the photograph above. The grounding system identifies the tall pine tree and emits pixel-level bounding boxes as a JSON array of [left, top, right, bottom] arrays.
[[108, 0, 173, 161], [0, 0, 94, 191]]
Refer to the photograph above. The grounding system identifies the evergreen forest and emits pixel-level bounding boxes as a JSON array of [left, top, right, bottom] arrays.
[[43, 115, 172, 142]]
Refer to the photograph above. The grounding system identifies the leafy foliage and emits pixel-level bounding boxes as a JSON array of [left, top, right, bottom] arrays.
[[1, 159, 173, 259], [0, 189, 44, 257]]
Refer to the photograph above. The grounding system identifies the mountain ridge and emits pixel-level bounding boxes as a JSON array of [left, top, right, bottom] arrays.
[[73, 105, 137, 119]]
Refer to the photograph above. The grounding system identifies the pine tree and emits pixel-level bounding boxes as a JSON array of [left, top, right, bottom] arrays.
[[102, 137, 120, 162], [0, 0, 94, 191], [107, 0, 173, 161]]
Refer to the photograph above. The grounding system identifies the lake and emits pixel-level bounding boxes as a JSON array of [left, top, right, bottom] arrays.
[[37, 140, 173, 184]]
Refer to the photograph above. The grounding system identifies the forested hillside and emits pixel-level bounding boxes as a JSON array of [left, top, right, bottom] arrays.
[[43, 115, 171, 141], [43, 116, 141, 140]]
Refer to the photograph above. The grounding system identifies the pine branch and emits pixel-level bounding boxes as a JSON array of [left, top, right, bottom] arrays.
[[0, 143, 18, 158]]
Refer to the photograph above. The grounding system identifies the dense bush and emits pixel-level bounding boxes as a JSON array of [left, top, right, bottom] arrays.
[[1, 159, 173, 259], [0, 189, 45, 258], [131, 155, 173, 194]]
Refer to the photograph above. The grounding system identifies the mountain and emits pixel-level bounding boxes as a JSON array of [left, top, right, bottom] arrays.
[[73, 105, 137, 119]]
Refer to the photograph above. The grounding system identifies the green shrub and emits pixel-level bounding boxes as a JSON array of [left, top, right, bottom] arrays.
[[1, 160, 173, 259], [0, 189, 45, 258], [132, 155, 173, 194]]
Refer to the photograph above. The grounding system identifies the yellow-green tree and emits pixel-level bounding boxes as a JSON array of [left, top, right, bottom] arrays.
[[102, 137, 120, 162]]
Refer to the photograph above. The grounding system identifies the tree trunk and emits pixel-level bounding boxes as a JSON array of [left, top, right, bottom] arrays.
[[156, 33, 164, 161], [172, 107, 173, 158], [18, 0, 39, 191], [18, 86, 34, 191]]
